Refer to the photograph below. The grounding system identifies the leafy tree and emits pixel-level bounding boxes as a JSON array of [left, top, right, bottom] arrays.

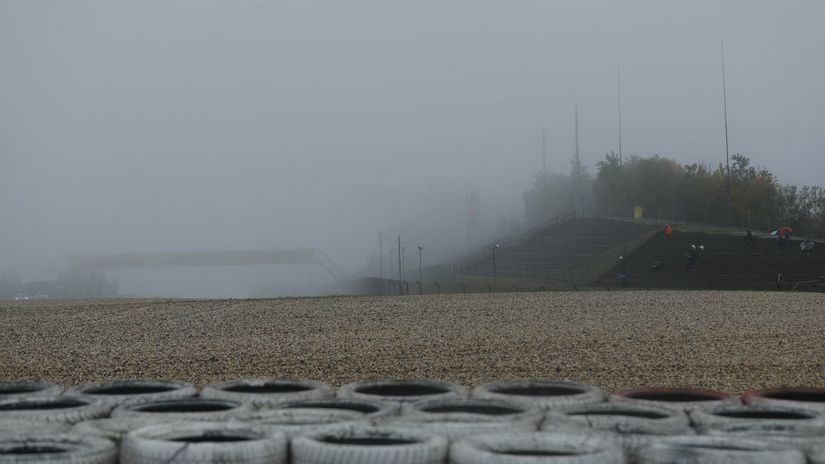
[[528, 151, 824, 237]]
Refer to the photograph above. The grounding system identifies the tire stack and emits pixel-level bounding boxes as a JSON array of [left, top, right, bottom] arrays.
[[1, 379, 825, 462]]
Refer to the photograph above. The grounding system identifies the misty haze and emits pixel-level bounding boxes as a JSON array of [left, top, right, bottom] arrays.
[[5, 3, 825, 462], [1, 1, 823, 298]]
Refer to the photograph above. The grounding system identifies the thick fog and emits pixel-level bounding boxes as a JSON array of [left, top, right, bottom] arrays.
[[1, 1, 823, 296]]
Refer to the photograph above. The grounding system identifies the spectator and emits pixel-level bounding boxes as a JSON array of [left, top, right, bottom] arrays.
[[618, 256, 628, 286], [686, 246, 697, 270], [778, 226, 793, 248]]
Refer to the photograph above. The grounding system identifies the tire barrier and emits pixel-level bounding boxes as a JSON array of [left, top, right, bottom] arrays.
[[609, 387, 738, 411], [0, 381, 62, 400], [1, 378, 825, 463], [0, 433, 117, 464], [338, 380, 467, 404], [120, 422, 287, 464], [65, 380, 197, 407], [200, 379, 333, 408], [450, 432, 626, 464], [473, 380, 605, 409]]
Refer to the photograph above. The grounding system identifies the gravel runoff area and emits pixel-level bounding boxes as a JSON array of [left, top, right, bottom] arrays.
[[1, 290, 823, 392]]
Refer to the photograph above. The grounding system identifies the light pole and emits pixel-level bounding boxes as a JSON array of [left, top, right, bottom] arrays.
[[492, 243, 500, 281], [417, 245, 423, 295], [397, 236, 402, 295]]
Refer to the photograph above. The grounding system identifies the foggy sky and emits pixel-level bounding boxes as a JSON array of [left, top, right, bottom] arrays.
[[2, 1, 823, 292]]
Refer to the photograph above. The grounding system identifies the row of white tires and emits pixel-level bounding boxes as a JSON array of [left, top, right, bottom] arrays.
[[8, 378, 825, 414], [1, 379, 746, 410], [7, 395, 825, 456], [3, 424, 825, 464], [7, 394, 825, 457]]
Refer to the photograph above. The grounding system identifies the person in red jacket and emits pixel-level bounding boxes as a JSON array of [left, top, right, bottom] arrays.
[[664, 224, 673, 240]]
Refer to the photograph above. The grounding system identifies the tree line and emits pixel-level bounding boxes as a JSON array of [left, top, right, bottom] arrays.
[[524, 153, 825, 237]]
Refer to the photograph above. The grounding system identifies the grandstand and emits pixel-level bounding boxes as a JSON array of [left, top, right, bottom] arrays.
[[596, 229, 825, 291], [452, 218, 653, 281]]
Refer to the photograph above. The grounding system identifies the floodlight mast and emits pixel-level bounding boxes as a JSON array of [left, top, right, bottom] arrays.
[[722, 41, 732, 224], [542, 128, 547, 176], [574, 103, 583, 218], [379, 232, 383, 279], [617, 65, 623, 166], [417, 245, 423, 295]]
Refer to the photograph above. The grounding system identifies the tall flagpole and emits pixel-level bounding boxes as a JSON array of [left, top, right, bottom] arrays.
[[722, 41, 732, 224], [574, 103, 582, 217]]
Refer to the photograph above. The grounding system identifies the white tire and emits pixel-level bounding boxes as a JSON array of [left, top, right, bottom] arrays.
[[338, 380, 467, 404], [73, 417, 172, 443], [120, 421, 287, 464], [536, 424, 653, 457], [65, 380, 197, 407], [292, 425, 448, 464], [542, 403, 693, 461], [450, 432, 626, 464], [543, 402, 691, 436], [111, 398, 252, 422], [689, 403, 825, 435], [242, 407, 368, 437], [742, 387, 825, 412], [0, 433, 116, 463], [200, 379, 332, 408], [0, 381, 62, 400], [0, 419, 71, 434], [635, 435, 806, 463], [392, 398, 542, 440], [277, 398, 400, 419], [0, 397, 110, 424], [473, 380, 605, 409], [609, 387, 737, 411], [705, 430, 825, 456], [807, 442, 825, 464]]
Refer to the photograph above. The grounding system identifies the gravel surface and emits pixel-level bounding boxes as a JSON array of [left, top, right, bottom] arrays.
[[1, 291, 823, 392]]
